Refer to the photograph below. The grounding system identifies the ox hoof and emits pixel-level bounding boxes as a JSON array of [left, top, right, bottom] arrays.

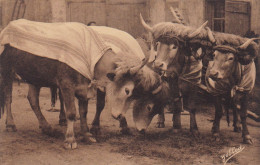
[[171, 128, 181, 134], [233, 126, 241, 133], [64, 140, 77, 149], [83, 132, 97, 143], [90, 126, 101, 136], [156, 122, 165, 128], [213, 133, 220, 142], [40, 126, 54, 136], [243, 135, 253, 145], [191, 130, 200, 139], [6, 125, 17, 132], [59, 119, 67, 126], [120, 127, 131, 135]]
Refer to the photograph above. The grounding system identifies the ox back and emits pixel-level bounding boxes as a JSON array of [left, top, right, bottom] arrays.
[[0, 45, 88, 88]]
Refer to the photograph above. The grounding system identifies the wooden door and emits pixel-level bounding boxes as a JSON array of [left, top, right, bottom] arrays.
[[106, 0, 148, 38], [205, 0, 225, 32], [225, 0, 251, 36], [66, 0, 106, 26], [66, 0, 148, 38]]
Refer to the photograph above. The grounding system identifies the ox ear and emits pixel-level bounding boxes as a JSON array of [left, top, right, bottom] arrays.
[[107, 73, 116, 81], [237, 54, 253, 65]]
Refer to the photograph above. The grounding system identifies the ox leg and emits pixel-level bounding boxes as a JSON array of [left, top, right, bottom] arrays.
[[90, 89, 105, 136], [172, 99, 182, 133], [118, 99, 131, 135], [190, 107, 200, 138], [3, 74, 17, 132], [50, 87, 57, 111], [189, 93, 200, 138], [211, 96, 223, 141], [233, 108, 241, 133], [78, 99, 96, 143], [119, 116, 131, 135], [168, 78, 182, 133], [156, 111, 165, 128], [59, 87, 77, 149], [58, 89, 66, 126], [27, 85, 52, 134], [238, 95, 252, 144]]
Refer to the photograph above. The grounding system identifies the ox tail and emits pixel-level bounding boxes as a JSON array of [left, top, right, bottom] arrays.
[[0, 66, 4, 119], [50, 87, 58, 108], [0, 84, 4, 119]]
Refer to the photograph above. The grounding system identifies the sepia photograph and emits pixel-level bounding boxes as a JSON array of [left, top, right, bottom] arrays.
[[0, 0, 259, 164]]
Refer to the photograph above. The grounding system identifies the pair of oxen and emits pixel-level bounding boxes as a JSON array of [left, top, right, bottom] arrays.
[[0, 16, 258, 150], [0, 19, 167, 149], [137, 15, 259, 146]]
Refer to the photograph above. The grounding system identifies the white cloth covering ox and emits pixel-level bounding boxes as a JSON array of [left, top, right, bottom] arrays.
[[0, 19, 145, 81], [0, 19, 110, 80], [90, 26, 145, 60]]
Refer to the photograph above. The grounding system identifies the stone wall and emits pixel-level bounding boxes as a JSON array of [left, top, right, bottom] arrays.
[[0, 0, 259, 35], [1, 0, 52, 27]]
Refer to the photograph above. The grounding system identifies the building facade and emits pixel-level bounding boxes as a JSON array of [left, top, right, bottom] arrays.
[[0, 0, 259, 37]]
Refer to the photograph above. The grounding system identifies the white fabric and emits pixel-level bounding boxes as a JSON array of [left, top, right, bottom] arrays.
[[0, 19, 111, 80], [0, 19, 145, 80], [90, 26, 145, 60]]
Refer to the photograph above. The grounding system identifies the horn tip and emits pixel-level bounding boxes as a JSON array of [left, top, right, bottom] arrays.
[[203, 20, 208, 26]]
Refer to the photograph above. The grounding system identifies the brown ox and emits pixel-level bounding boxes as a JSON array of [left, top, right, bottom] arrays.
[[137, 14, 259, 144], [133, 14, 210, 136], [45, 36, 165, 135], [205, 31, 259, 144], [0, 21, 163, 149]]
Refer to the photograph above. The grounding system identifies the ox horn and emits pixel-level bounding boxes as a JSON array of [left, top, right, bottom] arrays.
[[129, 57, 149, 75], [140, 13, 153, 32], [152, 85, 162, 94], [169, 6, 183, 24], [188, 21, 208, 39], [238, 38, 260, 50], [205, 27, 216, 43]]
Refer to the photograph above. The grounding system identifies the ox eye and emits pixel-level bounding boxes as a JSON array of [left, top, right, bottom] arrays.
[[147, 105, 152, 111], [228, 57, 234, 61], [169, 44, 177, 50], [125, 88, 130, 95]]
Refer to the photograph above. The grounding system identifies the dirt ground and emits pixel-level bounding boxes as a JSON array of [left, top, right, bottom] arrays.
[[0, 83, 260, 165]]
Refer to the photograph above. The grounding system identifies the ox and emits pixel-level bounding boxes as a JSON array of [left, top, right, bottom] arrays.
[[136, 14, 259, 144], [205, 29, 259, 144], [0, 19, 163, 149], [134, 14, 211, 136]]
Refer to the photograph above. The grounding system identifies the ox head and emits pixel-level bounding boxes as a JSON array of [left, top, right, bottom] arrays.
[[132, 81, 170, 132], [106, 56, 165, 120], [140, 14, 208, 76], [206, 27, 259, 81]]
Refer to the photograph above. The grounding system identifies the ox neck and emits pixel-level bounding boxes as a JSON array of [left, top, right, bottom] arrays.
[[94, 49, 118, 84], [230, 61, 242, 86], [166, 48, 187, 78]]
